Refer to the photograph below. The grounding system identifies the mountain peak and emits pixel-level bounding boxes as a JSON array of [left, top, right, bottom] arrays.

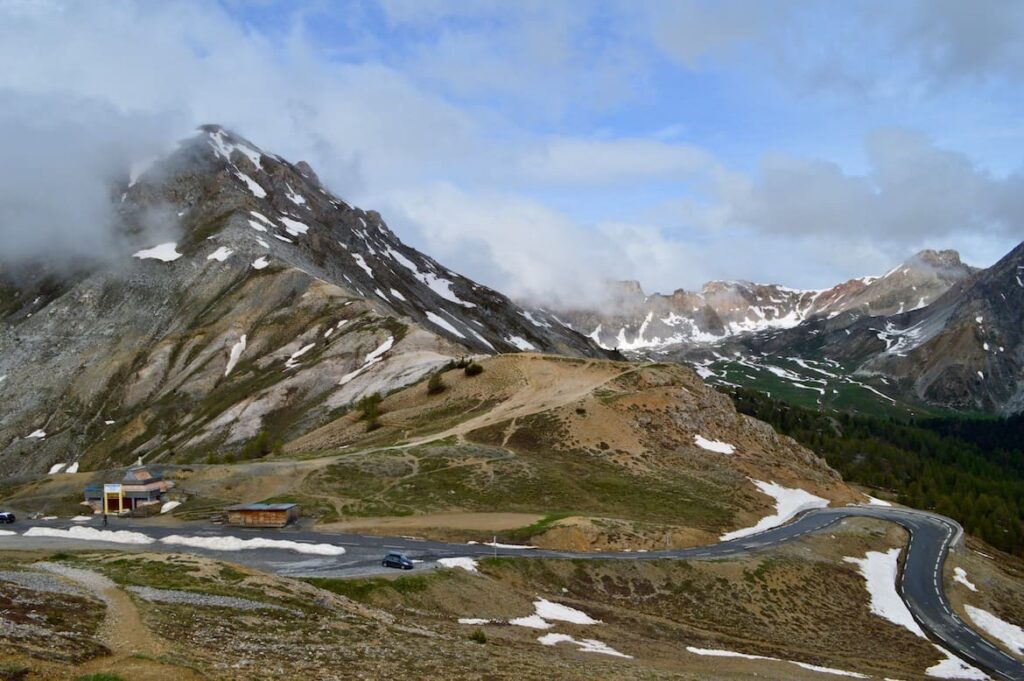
[[909, 248, 966, 270]]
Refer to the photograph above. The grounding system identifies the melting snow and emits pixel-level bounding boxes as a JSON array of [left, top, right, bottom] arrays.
[[285, 343, 316, 369], [65, 462, 79, 474], [254, 236, 269, 248], [250, 211, 274, 227], [24, 526, 154, 545], [389, 288, 407, 301], [953, 567, 977, 592], [720, 480, 828, 541], [285, 184, 307, 206], [791, 662, 868, 678], [468, 540, 536, 550], [437, 557, 478, 572], [534, 599, 600, 624], [458, 618, 491, 625], [225, 335, 246, 376], [844, 548, 925, 636], [506, 335, 536, 351], [538, 633, 631, 658], [964, 605, 1024, 656], [865, 495, 892, 507], [426, 311, 465, 339], [686, 647, 772, 661], [383, 245, 475, 307], [252, 257, 269, 270], [351, 253, 374, 278], [844, 548, 988, 679], [247, 219, 267, 232], [273, 234, 293, 244], [926, 646, 989, 679], [685, 647, 865, 677], [133, 242, 182, 262], [160, 501, 181, 514], [207, 246, 232, 262], [694, 434, 735, 455], [279, 216, 309, 236], [509, 614, 553, 629], [160, 534, 345, 556], [47, 463, 66, 474], [233, 170, 266, 198], [338, 336, 394, 386], [26, 430, 46, 439]]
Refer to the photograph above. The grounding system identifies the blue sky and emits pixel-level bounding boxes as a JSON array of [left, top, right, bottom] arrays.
[[1, 0, 1022, 304]]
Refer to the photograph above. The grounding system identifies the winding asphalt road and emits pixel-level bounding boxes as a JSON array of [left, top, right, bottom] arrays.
[[5, 506, 1023, 680]]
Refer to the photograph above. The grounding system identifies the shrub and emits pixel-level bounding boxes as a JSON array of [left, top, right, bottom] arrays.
[[464, 362, 484, 377], [0, 666, 30, 681], [427, 372, 446, 395], [468, 629, 487, 644], [355, 393, 384, 431]]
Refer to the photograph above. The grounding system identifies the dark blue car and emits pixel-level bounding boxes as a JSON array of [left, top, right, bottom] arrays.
[[382, 552, 413, 570]]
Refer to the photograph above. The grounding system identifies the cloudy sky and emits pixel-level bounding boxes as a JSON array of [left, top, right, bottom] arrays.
[[1, 0, 1022, 304]]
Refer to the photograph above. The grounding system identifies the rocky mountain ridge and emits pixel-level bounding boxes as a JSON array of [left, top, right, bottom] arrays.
[[562, 249, 975, 352], [0, 126, 606, 476]]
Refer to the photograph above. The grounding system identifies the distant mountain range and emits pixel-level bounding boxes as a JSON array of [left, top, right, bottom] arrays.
[[561, 244, 1023, 415]]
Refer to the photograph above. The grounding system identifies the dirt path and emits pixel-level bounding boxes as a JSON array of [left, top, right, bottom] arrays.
[[394, 360, 648, 450], [35, 562, 203, 680]]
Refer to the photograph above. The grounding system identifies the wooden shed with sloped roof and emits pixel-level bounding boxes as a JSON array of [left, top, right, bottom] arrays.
[[225, 503, 299, 528]]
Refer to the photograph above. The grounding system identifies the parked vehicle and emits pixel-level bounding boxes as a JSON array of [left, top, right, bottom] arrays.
[[0, 512, 16, 524], [381, 552, 414, 570]]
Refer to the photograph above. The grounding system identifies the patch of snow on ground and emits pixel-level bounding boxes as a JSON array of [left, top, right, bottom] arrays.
[[506, 335, 536, 351], [26, 430, 46, 439], [250, 211, 274, 226], [247, 219, 267, 232], [285, 184, 307, 206], [866, 495, 892, 507], [965, 605, 1024, 655], [47, 463, 66, 474], [437, 557, 479, 572], [160, 535, 345, 556], [0, 530, 16, 536], [953, 568, 977, 592], [24, 526, 154, 545], [279, 216, 309, 236], [791, 662, 867, 678], [133, 242, 182, 262], [458, 618, 490, 624], [844, 548, 925, 636], [538, 633, 631, 658], [720, 480, 828, 541], [509, 614, 553, 629], [351, 253, 374, 278], [338, 336, 394, 386], [426, 311, 465, 338], [71, 515, 92, 522], [160, 501, 181, 514], [469, 540, 536, 550], [694, 434, 735, 454], [285, 343, 316, 369], [926, 645, 989, 679], [233, 170, 266, 198], [225, 335, 246, 376], [686, 647, 771, 661], [534, 599, 600, 624], [273, 234, 293, 243], [252, 257, 269, 270], [65, 462, 79, 474], [389, 288, 407, 301], [207, 246, 232, 262]]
